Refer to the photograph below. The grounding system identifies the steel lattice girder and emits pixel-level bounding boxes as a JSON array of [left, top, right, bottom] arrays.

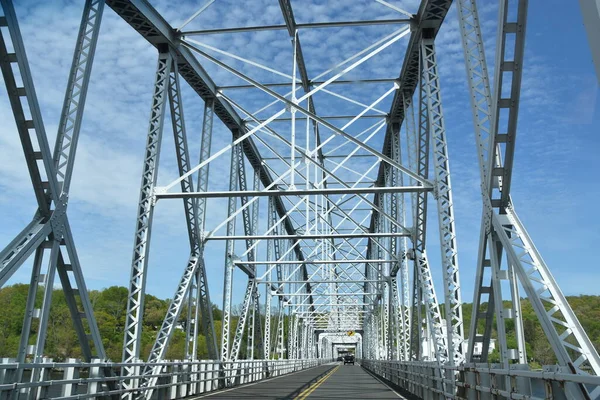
[[455, 1, 600, 398], [121, 51, 173, 390], [105, 1, 315, 310], [0, 0, 107, 365]]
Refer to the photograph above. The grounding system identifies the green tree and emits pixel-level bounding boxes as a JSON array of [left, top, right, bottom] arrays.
[[0, 284, 596, 368]]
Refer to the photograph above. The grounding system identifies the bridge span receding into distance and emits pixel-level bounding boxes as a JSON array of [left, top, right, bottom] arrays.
[[0, 0, 600, 398]]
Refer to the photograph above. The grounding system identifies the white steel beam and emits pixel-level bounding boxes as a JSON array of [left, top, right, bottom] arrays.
[[121, 51, 172, 387], [156, 186, 431, 199], [420, 37, 465, 366]]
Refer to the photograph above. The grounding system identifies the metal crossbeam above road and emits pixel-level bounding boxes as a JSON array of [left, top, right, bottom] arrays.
[[210, 233, 410, 241], [156, 186, 433, 199]]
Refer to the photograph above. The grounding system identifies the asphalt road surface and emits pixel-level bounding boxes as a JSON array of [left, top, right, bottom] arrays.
[[192, 362, 406, 399]]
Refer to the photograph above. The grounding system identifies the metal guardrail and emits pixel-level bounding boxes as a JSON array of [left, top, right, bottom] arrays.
[[360, 359, 449, 399], [361, 359, 600, 400], [0, 358, 329, 399]]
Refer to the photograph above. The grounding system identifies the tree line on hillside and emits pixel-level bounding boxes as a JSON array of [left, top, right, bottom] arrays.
[[0, 284, 599, 367], [459, 297, 600, 368], [0, 284, 275, 362]]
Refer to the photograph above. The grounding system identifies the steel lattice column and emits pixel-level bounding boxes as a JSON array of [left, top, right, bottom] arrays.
[[408, 45, 447, 365], [0, 0, 107, 374], [121, 51, 172, 389], [420, 36, 465, 366], [457, 1, 600, 398], [457, 0, 527, 367], [263, 199, 274, 359], [399, 93, 416, 362], [194, 100, 219, 360], [139, 62, 219, 399], [53, 0, 104, 195], [220, 141, 241, 362], [275, 303, 285, 359]]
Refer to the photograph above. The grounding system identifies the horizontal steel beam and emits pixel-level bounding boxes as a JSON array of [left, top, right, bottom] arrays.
[[306, 321, 364, 325], [311, 320, 364, 323], [314, 327, 362, 330], [210, 232, 409, 241], [261, 155, 376, 161], [251, 114, 386, 122], [181, 19, 412, 35], [303, 318, 365, 321], [290, 303, 370, 308], [303, 322, 363, 325], [308, 315, 365, 317], [304, 318, 365, 321], [275, 293, 374, 297], [156, 186, 431, 200], [261, 279, 383, 284], [329, 208, 375, 211], [313, 325, 363, 328], [220, 78, 396, 90], [239, 259, 396, 265]]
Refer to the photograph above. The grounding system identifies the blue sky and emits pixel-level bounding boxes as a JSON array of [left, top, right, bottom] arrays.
[[0, 0, 598, 314]]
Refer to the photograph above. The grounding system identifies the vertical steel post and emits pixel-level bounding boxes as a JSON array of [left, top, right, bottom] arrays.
[[420, 36, 465, 366], [122, 51, 172, 389], [409, 45, 446, 366], [195, 100, 218, 361], [221, 141, 241, 362]]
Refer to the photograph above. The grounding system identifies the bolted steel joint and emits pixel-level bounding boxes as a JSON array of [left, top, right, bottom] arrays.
[[49, 193, 69, 240]]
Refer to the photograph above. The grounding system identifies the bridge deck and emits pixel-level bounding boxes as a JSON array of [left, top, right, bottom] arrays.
[[194, 362, 405, 399]]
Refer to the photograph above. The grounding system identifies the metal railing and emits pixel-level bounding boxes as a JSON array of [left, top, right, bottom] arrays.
[[0, 358, 329, 399], [361, 359, 600, 400]]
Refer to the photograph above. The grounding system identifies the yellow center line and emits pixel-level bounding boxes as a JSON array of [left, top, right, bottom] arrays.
[[294, 365, 340, 400]]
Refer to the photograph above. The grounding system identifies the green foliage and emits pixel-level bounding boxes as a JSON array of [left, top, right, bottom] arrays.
[[1, 284, 599, 367], [461, 296, 600, 366], [0, 284, 29, 354], [0, 285, 224, 362]]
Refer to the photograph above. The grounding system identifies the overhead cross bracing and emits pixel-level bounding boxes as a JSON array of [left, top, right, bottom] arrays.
[[1, 0, 600, 399], [105, 0, 445, 369]]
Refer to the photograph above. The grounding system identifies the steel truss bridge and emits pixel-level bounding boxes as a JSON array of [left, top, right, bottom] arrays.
[[0, 0, 599, 398]]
